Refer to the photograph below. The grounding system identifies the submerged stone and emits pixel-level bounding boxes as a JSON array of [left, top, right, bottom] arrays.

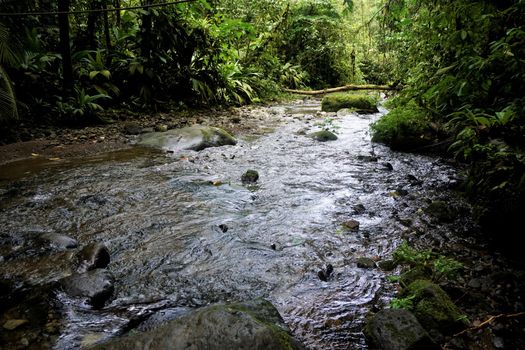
[[76, 242, 110, 273], [138, 126, 237, 152], [39, 233, 78, 250], [342, 220, 360, 231], [61, 269, 114, 309], [307, 130, 338, 142], [357, 257, 376, 269], [91, 299, 304, 350], [241, 170, 259, 184], [363, 309, 438, 350]]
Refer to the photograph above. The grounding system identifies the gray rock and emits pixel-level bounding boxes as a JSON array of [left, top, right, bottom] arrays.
[[342, 220, 360, 231], [364, 309, 438, 350], [307, 130, 338, 142], [39, 233, 78, 249], [76, 243, 111, 273], [377, 259, 397, 271], [61, 269, 114, 309], [138, 126, 237, 152], [123, 123, 143, 135], [92, 299, 304, 350], [357, 257, 376, 269]]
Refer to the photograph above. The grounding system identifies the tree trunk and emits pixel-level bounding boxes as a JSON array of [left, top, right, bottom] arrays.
[[86, 0, 103, 50], [141, 0, 153, 59], [58, 0, 73, 92], [283, 84, 399, 95], [103, 2, 112, 65], [114, 0, 121, 27]]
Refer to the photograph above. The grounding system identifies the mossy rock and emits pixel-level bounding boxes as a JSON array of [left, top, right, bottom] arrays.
[[307, 130, 338, 141], [321, 93, 379, 113], [91, 299, 304, 350], [371, 102, 434, 151], [424, 201, 456, 223], [403, 280, 468, 336], [399, 266, 433, 288], [363, 309, 438, 350], [138, 126, 237, 152]]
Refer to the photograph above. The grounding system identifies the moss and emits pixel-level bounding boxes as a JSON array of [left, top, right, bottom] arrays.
[[371, 101, 434, 151], [229, 301, 297, 350], [307, 130, 338, 141], [321, 93, 379, 113], [404, 279, 468, 335]]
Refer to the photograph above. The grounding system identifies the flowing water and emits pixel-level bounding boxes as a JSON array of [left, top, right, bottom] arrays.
[[0, 99, 473, 349]]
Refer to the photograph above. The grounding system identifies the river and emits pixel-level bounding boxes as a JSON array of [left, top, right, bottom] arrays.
[[0, 99, 477, 349]]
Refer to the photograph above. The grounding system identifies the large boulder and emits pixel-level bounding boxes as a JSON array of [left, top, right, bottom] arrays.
[[138, 126, 237, 152], [321, 93, 379, 113], [91, 299, 304, 350], [404, 280, 468, 337], [363, 309, 437, 350]]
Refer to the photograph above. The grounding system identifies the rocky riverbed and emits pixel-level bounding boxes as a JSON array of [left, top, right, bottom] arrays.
[[1, 99, 524, 349]]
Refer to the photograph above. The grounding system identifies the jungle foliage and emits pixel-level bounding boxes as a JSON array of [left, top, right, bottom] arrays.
[[0, 0, 365, 127], [371, 0, 525, 226]]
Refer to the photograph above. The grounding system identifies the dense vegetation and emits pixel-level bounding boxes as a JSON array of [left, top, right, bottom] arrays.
[[371, 0, 525, 235], [0, 0, 368, 128]]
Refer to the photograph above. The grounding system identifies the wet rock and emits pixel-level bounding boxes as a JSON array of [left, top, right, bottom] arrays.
[[123, 123, 143, 135], [61, 269, 114, 309], [3, 319, 29, 330], [76, 242, 111, 273], [241, 170, 259, 184], [404, 280, 468, 337], [353, 204, 366, 214], [318, 264, 334, 281], [318, 270, 328, 281], [363, 309, 438, 350], [155, 124, 168, 132], [377, 259, 397, 271], [357, 257, 376, 269], [326, 264, 334, 277], [425, 201, 455, 222], [383, 162, 394, 171], [39, 233, 77, 250], [399, 266, 432, 287], [342, 220, 360, 231], [138, 126, 237, 152], [91, 299, 304, 350], [357, 155, 378, 162], [307, 130, 338, 142]]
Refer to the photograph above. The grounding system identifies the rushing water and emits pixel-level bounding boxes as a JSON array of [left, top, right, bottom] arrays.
[[0, 99, 470, 349]]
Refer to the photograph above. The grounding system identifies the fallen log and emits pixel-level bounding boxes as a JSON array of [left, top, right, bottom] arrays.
[[283, 84, 398, 95]]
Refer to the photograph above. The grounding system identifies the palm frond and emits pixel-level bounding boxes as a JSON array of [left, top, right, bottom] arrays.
[[0, 65, 18, 121]]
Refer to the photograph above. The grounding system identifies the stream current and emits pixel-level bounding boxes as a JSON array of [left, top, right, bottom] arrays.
[[0, 99, 473, 349]]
